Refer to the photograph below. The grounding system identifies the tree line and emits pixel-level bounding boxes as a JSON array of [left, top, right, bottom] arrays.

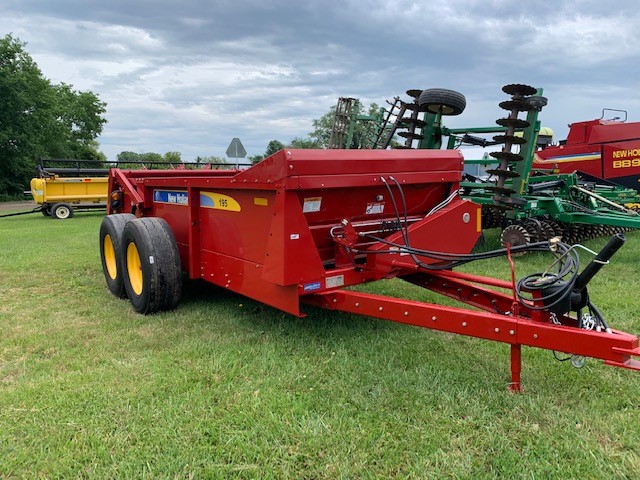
[[0, 34, 107, 198], [0, 32, 383, 199], [248, 101, 383, 163], [115, 151, 236, 169]]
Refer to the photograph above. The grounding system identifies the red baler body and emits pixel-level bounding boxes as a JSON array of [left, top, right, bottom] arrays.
[[534, 119, 640, 191]]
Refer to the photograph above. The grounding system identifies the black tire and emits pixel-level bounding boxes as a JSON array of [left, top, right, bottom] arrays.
[[121, 217, 182, 314], [418, 88, 466, 116], [41, 204, 52, 216], [51, 203, 74, 220], [99, 213, 136, 298]]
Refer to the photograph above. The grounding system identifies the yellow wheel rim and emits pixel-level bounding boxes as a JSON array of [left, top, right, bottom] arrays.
[[104, 234, 117, 280], [127, 242, 143, 296]]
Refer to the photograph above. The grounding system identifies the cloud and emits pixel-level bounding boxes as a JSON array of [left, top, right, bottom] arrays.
[[2, 0, 640, 160]]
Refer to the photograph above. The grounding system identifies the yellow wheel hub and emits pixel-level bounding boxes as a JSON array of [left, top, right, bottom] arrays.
[[127, 242, 143, 295], [104, 234, 118, 280]]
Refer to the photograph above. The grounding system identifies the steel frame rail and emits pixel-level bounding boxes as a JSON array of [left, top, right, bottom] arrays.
[[305, 269, 640, 391]]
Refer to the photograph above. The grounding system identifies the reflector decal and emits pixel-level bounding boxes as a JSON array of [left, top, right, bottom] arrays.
[[325, 275, 344, 288], [153, 190, 189, 205], [200, 192, 241, 212], [303, 197, 322, 213], [254, 197, 269, 206], [365, 202, 385, 215]]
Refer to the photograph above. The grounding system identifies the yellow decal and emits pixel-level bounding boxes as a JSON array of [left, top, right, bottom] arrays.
[[477, 207, 482, 232], [613, 158, 640, 169], [200, 192, 241, 212], [254, 197, 269, 206], [613, 149, 640, 158]]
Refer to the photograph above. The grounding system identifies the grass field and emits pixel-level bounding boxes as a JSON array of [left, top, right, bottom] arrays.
[[1, 210, 639, 478]]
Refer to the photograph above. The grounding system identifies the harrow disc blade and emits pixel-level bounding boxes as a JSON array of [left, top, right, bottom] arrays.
[[522, 221, 540, 243], [539, 220, 557, 241], [499, 100, 533, 112], [489, 151, 524, 162], [502, 83, 537, 96], [402, 102, 424, 112], [398, 131, 424, 140], [493, 134, 528, 145], [501, 224, 531, 249], [495, 117, 531, 129], [400, 117, 427, 127], [486, 168, 520, 178], [547, 220, 564, 238]]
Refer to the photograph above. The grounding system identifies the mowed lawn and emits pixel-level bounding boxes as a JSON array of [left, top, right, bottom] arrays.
[[0, 210, 639, 478]]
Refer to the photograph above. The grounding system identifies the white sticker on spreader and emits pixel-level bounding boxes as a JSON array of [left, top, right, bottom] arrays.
[[290, 234, 300, 240], [303, 197, 322, 213], [325, 275, 344, 288], [365, 202, 385, 215], [149, 256, 155, 264], [389, 247, 409, 256]]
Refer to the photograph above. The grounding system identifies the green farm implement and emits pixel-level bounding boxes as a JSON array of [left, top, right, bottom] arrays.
[[331, 84, 640, 246]]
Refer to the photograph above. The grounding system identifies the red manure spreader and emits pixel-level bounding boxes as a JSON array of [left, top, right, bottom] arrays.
[[100, 149, 639, 390]]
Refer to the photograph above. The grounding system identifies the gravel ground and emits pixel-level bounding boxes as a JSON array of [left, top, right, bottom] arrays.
[[0, 201, 35, 212]]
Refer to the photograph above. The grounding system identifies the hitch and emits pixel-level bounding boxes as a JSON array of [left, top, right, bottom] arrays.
[[537, 234, 625, 317], [574, 234, 625, 293]]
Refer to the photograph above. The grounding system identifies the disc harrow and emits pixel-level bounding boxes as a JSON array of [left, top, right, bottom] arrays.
[[397, 91, 427, 149], [329, 83, 640, 253], [498, 217, 635, 248], [488, 84, 537, 206]]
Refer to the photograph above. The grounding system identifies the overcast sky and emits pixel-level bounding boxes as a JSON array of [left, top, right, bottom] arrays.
[[2, 0, 640, 161]]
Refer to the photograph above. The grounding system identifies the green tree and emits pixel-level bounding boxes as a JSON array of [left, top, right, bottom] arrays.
[[265, 139, 285, 156], [197, 155, 232, 168], [116, 151, 140, 163], [197, 155, 226, 164], [308, 100, 386, 149], [138, 152, 164, 165], [52, 83, 107, 159], [247, 139, 286, 164], [288, 137, 321, 149], [116, 151, 184, 169], [279, 100, 388, 151], [163, 151, 182, 164], [0, 34, 107, 197]]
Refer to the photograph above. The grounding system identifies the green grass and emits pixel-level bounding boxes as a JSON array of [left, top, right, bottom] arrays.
[[1, 211, 639, 478]]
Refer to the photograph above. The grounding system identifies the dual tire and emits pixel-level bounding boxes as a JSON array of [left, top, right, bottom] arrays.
[[99, 215, 182, 314]]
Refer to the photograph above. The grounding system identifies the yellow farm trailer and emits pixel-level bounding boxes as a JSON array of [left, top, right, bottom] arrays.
[[30, 175, 108, 219]]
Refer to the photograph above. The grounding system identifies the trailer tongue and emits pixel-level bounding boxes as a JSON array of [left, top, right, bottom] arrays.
[[100, 148, 639, 390]]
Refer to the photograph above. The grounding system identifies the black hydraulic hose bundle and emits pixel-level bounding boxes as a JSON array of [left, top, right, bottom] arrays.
[[344, 177, 622, 315]]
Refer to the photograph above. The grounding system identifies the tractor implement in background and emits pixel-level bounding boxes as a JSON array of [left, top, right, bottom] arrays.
[[100, 149, 639, 391], [334, 83, 640, 246]]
